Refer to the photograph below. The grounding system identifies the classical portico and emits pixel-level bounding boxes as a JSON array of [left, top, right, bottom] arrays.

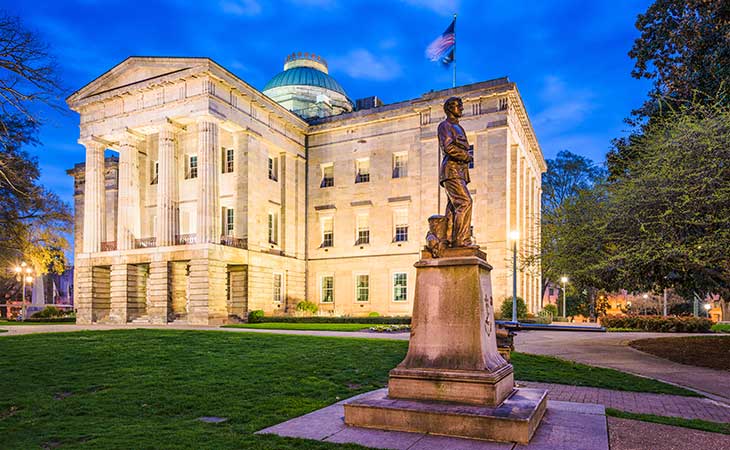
[[68, 57, 308, 325]]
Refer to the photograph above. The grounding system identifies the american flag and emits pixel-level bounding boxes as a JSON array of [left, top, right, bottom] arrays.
[[426, 18, 455, 66]]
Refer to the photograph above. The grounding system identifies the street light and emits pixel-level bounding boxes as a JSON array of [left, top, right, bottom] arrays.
[[14, 262, 33, 321], [703, 303, 712, 318], [560, 276, 568, 318], [509, 231, 519, 323]]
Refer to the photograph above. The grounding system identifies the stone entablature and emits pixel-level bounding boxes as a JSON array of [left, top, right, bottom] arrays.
[[67, 56, 545, 324]]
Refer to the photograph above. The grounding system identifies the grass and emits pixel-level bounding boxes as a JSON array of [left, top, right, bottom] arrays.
[[222, 323, 375, 332], [711, 323, 730, 333], [606, 408, 730, 435], [510, 352, 699, 397], [629, 336, 730, 370], [0, 330, 700, 449]]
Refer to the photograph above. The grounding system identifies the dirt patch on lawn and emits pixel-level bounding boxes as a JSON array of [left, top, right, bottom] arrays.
[[629, 336, 730, 371]]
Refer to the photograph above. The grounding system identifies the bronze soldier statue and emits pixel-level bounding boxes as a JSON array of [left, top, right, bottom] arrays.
[[438, 96, 473, 247]]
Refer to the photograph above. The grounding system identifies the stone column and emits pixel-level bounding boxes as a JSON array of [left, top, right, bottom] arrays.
[[109, 264, 131, 324], [74, 265, 93, 324], [156, 125, 179, 246], [196, 118, 220, 243], [117, 137, 141, 250], [148, 261, 170, 324], [82, 140, 106, 253], [188, 258, 228, 325]]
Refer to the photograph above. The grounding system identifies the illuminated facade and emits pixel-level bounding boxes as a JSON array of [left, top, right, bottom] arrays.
[[67, 54, 544, 324]]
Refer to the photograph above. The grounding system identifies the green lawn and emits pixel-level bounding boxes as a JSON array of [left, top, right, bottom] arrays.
[[606, 408, 730, 435], [222, 323, 374, 332], [0, 320, 76, 326], [0, 330, 698, 449]]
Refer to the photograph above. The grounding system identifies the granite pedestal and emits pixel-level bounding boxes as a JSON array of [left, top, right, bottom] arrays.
[[344, 247, 547, 444]]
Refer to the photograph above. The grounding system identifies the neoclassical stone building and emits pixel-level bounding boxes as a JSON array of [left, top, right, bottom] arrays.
[[67, 54, 545, 325]]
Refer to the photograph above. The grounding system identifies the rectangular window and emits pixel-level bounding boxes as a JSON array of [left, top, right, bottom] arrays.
[[394, 209, 408, 242], [268, 156, 278, 181], [321, 216, 333, 247], [355, 159, 370, 183], [273, 273, 282, 303], [393, 153, 407, 178], [468, 145, 474, 169], [355, 274, 369, 302], [356, 213, 369, 245], [151, 161, 159, 185], [320, 163, 334, 187], [268, 211, 278, 244], [393, 272, 407, 302], [226, 208, 234, 236], [224, 148, 234, 173], [549, 288, 555, 296], [321, 275, 334, 303], [186, 155, 198, 179]]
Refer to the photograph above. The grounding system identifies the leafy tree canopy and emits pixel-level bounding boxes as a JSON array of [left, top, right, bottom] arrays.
[[0, 12, 70, 274]]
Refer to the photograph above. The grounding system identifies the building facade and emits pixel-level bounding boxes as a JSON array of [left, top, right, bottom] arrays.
[[67, 55, 545, 325]]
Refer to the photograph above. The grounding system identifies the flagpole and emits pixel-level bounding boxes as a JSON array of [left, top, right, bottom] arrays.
[[452, 13, 457, 88]]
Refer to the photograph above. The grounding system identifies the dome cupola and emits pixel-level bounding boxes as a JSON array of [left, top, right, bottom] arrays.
[[263, 53, 353, 119]]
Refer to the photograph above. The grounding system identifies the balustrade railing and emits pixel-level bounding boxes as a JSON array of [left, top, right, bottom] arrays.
[[175, 233, 197, 245], [220, 235, 247, 249], [100, 241, 117, 251], [134, 237, 157, 249]]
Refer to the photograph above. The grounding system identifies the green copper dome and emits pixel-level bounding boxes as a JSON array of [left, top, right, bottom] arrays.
[[263, 66, 348, 96]]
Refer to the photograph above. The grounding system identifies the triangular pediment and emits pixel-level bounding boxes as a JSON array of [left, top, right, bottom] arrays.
[[67, 56, 210, 107]]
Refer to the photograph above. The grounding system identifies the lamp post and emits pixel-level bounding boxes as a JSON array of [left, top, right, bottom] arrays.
[[642, 293, 649, 315], [14, 262, 34, 321], [509, 231, 519, 323], [560, 276, 568, 318], [703, 303, 711, 318]]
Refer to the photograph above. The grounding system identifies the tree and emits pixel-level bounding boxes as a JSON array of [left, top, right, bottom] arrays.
[[604, 101, 730, 319], [538, 151, 606, 298], [609, 1, 730, 178], [0, 13, 69, 274], [629, 1, 730, 112]]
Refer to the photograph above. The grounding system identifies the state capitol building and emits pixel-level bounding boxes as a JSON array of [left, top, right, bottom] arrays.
[[67, 53, 545, 325]]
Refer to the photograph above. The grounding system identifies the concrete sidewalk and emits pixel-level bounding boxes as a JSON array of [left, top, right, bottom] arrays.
[[515, 331, 730, 403]]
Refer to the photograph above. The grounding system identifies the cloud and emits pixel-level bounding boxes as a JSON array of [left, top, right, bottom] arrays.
[[329, 49, 402, 81], [400, 0, 460, 16], [532, 75, 596, 131], [220, 0, 262, 16]]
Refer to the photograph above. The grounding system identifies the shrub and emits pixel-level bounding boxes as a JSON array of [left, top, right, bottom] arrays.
[[500, 297, 527, 320], [248, 310, 265, 323], [32, 306, 65, 319], [369, 324, 410, 333], [256, 316, 411, 324], [542, 304, 559, 317], [711, 323, 730, 333], [368, 312, 380, 317], [601, 315, 712, 333], [295, 300, 318, 315]]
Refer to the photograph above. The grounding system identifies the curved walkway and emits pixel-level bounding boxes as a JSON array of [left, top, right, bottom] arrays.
[[515, 331, 730, 403], [520, 381, 730, 423]]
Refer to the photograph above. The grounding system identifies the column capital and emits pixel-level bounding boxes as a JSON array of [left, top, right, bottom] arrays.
[[78, 136, 114, 149]]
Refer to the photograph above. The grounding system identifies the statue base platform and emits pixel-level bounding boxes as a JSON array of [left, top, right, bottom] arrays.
[[344, 387, 547, 444], [344, 245, 547, 443]]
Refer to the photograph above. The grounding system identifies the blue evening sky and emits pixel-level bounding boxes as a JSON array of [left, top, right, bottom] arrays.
[[9, 0, 653, 212]]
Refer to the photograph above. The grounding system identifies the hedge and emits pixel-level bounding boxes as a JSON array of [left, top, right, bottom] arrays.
[[601, 315, 712, 333], [251, 314, 411, 325]]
